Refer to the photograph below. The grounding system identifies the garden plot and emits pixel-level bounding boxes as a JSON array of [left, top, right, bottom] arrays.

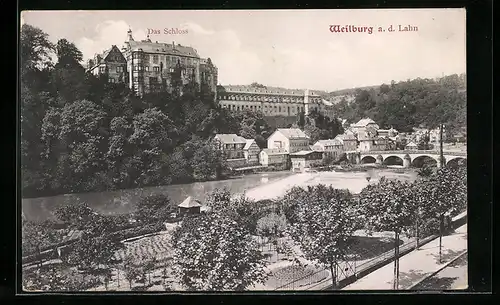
[[114, 231, 174, 263]]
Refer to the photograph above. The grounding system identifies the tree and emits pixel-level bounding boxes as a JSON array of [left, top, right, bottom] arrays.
[[423, 167, 466, 263], [22, 220, 59, 269], [40, 100, 109, 193], [287, 185, 356, 289], [54, 201, 96, 230], [279, 186, 309, 225], [135, 194, 173, 224], [123, 255, 142, 289], [172, 213, 267, 291], [106, 116, 133, 189], [418, 134, 431, 150], [51, 39, 88, 104], [128, 108, 176, 186], [191, 140, 227, 180], [65, 233, 123, 280], [20, 24, 54, 76], [358, 177, 416, 289], [256, 212, 288, 239]]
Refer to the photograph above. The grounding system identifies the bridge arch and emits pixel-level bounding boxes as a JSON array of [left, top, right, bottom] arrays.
[[446, 157, 467, 168], [383, 155, 404, 166], [360, 156, 376, 164], [411, 155, 438, 168]]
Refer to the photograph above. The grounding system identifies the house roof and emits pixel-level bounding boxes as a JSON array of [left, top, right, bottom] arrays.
[[290, 150, 319, 156], [243, 139, 257, 150], [334, 134, 345, 144], [275, 128, 309, 139], [86, 45, 126, 72], [315, 139, 343, 146], [353, 118, 377, 127], [178, 196, 201, 208], [262, 148, 289, 156], [343, 132, 357, 140], [221, 85, 322, 97], [126, 40, 201, 58], [406, 141, 418, 147], [214, 134, 247, 144], [358, 129, 374, 141]]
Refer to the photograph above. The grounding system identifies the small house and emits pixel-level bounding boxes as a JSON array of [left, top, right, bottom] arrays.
[[290, 150, 324, 172], [312, 139, 343, 159], [405, 141, 418, 151], [178, 196, 201, 216], [267, 128, 310, 153], [259, 148, 289, 169], [243, 139, 261, 165]]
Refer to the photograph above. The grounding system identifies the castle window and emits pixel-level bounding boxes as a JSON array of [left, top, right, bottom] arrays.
[[116, 66, 124, 73], [278, 106, 281, 112], [132, 53, 139, 59], [144, 54, 149, 61], [153, 66, 160, 72], [108, 78, 115, 83], [153, 55, 159, 64], [169, 68, 174, 73], [145, 66, 149, 72]]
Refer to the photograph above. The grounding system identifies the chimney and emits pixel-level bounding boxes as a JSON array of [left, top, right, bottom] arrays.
[[172, 41, 175, 48]]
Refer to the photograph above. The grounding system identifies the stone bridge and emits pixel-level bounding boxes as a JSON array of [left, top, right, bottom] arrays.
[[354, 150, 467, 168]]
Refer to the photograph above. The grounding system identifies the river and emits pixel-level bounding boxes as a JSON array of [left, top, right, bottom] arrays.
[[22, 168, 418, 222]]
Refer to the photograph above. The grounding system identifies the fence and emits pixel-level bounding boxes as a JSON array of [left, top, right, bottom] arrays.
[[273, 211, 467, 291]]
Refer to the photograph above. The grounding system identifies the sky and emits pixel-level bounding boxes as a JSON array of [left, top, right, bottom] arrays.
[[21, 9, 466, 92]]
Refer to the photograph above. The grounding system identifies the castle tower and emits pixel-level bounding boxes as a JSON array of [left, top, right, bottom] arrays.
[[304, 89, 310, 115], [127, 28, 134, 41]]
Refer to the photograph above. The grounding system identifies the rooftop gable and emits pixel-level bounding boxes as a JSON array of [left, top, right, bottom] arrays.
[[214, 134, 247, 144], [127, 40, 200, 58], [178, 196, 202, 208], [275, 128, 309, 139]]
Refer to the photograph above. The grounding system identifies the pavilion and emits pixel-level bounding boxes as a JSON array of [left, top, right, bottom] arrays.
[[178, 196, 202, 216]]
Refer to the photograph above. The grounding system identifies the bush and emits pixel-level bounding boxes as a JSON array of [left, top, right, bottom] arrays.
[[420, 218, 440, 238]]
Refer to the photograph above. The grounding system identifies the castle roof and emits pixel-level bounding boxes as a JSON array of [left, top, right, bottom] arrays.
[[126, 40, 201, 58], [221, 85, 321, 97]]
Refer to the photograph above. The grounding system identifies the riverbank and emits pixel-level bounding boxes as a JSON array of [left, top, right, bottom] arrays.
[[22, 171, 295, 223]]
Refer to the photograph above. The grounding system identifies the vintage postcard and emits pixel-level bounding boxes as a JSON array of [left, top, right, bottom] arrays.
[[20, 9, 467, 292]]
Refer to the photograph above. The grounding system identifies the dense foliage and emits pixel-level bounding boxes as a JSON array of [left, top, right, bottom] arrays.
[[285, 185, 357, 288], [330, 75, 466, 135], [20, 25, 253, 198], [171, 191, 268, 290], [20, 25, 346, 198]]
